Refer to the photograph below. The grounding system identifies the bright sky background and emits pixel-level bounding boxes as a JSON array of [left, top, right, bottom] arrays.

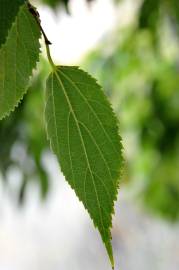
[[38, 0, 137, 64]]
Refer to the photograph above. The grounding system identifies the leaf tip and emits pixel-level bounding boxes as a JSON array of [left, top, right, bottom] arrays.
[[105, 240, 115, 269], [110, 254, 115, 269]]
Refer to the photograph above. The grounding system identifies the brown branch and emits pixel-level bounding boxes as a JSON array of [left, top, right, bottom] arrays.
[[27, 2, 52, 45]]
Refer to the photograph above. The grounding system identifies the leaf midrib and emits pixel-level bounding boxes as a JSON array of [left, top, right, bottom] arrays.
[[58, 68, 119, 157], [52, 68, 108, 244]]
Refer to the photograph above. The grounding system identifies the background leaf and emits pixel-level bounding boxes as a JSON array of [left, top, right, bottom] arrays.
[[0, 4, 41, 120], [83, 14, 179, 220], [45, 66, 123, 267], [0, 0, 26, 48]]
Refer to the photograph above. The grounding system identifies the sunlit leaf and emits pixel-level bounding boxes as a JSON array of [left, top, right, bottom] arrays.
[[45, 66, 123, 267], [0, 4, 41, 120]]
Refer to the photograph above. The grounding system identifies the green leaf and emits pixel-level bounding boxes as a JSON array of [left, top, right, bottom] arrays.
[[45, 66, 123, 267], [0, 0, 26, 47], [0, 4, 41, 120]]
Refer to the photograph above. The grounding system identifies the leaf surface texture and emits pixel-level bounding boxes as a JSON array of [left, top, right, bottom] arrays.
[[0, 4, 41, 120], [0, 0, 26, 47], [45, 66, 123, 266]]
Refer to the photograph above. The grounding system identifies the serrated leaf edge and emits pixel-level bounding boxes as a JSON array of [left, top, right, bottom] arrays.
[[45, 65, 124, 268], [0, 4, 41, 121]]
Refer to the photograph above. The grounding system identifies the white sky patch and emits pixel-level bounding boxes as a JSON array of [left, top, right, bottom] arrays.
[[38, 0, 117, 64]]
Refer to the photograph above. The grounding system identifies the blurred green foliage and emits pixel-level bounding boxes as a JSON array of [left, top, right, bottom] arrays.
[[83, 0, 179, 221], [35, 0, 94, 12], [0, 58, 50, 203], [0, 0, 179, 220]]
